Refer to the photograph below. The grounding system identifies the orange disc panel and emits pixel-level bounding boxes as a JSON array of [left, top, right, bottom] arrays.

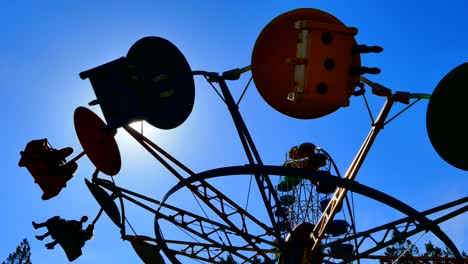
[[74, 106, 121, 176], [252, 8, 361, 119]]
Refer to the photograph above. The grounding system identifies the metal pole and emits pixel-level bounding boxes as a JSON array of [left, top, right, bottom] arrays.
[[306, 97, 395, 262], [217, 77, 290, 249]]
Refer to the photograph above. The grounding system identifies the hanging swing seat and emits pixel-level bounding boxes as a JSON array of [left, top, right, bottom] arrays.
[[41, 216, 92, 261], [58, 232, 85, 262], [280, 194, 296, 206], [304, 153, 327, 171], [329, 243, 354, 256], [325, 219, 350, 236], [314, 171, 338, 194], [282, 161, 303, 187], [288, 142, 316, 160], [19, 139, 77, 200], [274, 206, 289, 218], [277, 181, 294, 192], [320, 198, 342, 213]]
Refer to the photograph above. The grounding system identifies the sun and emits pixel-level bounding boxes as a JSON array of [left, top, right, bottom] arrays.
[[113, 121, 178, 163], [129, 120, 145, 132]]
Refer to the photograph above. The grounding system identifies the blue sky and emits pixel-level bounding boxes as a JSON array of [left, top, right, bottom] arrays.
[[2, 0, 467, 263]]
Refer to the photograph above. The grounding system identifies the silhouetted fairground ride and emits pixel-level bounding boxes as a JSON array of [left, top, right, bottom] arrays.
[[19, 8, 467, 264]]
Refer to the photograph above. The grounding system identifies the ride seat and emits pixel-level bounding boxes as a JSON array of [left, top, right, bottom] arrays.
[[19, 139, 77, 200]]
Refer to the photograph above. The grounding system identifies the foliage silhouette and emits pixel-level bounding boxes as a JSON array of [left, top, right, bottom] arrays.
[[2, 238, 32, 264], [384, 231, 467, 263]]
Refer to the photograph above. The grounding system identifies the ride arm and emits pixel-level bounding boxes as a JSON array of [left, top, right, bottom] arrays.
[[306, 80, 431, 262]]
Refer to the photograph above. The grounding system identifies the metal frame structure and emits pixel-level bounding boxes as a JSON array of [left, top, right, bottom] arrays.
[[89, 164, 467, 263], [82, 68, 465, 263]]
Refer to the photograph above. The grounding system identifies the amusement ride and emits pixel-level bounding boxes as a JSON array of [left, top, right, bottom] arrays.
[[18, 8, 468, 264]]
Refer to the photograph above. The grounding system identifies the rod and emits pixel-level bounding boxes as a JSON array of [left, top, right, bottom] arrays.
[[68, 150, 86, 163], [307, 98, 395, 261]]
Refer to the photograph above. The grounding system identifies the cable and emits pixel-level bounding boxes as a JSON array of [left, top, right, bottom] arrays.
[[237, 76, 253, 106], [383, 98, 422, 126], [191, 191, 227, 246], [172, 223, 223, 264], [109, 174, 129, 238], [362, 93, 375, 125], [125, 217, 138, 236], [126, 125, 227, 245], [187, 183, 231, 251], [391, 231, 427, 264], [205, 76, 226, 103], [245, 174, 254, 211], [91, 208, 104, 226]]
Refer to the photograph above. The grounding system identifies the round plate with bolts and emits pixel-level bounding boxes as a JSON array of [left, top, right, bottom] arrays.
[[251, 8, 361, 119]]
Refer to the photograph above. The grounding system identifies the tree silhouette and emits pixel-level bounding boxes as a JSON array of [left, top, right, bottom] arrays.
[[2, 238, 32, 264], [384, 231, 420, 264], [384, 231, 467, 264]]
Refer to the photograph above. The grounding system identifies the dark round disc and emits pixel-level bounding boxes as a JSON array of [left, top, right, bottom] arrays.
[[129, 237, 166, 264], [427, 62, 468, 171], [85, 178, 122, 228], [74, 106, 121, 176], [126, 36, 195, 130]]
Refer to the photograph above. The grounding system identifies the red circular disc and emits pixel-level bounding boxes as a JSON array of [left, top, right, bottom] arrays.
[[74, 106, 121, 176], [252, 8, 361, 119]]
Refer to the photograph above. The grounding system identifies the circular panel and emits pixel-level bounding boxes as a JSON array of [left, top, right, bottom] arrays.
[[130, 237, 166, 264], [85, 178, 122, 228], [126, 36, 195, 130], [252, 8, 361, 119], [427, 62, 468, 171], [74, 106, 121, 176]]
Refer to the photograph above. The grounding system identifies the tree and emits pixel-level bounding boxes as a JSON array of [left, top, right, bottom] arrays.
[[384, 231, 420, 264], [422, 241, 468, 264], [2, 238, 32, 264], [384, 231, 467, 264]]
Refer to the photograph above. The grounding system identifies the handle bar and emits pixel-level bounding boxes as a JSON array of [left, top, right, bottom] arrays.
[[192, 65, 251, 82], [360, 76, 431, 104]]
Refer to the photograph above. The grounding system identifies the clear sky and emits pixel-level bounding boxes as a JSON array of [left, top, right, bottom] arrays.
[[2, 0, 467, 263]]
